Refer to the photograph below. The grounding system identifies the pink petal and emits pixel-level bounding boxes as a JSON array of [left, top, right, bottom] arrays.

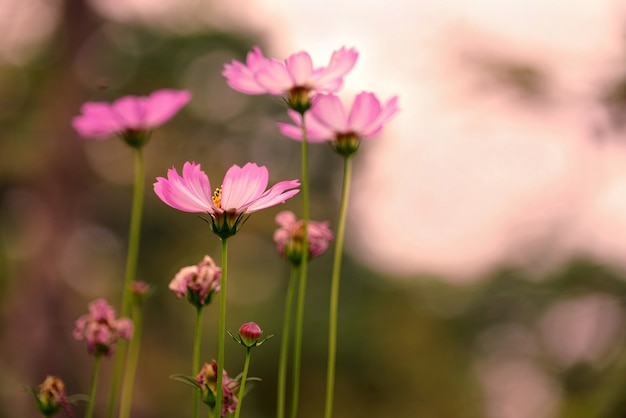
[[348, 92, 382, 133], [111, 96, 147, 129], [275, 210, 297, 228], [360, 95, 400, 138], [143, 89, 191, 127], [221, 163, 269, 210], [310, 94, 349, 132], [72, 102, 121, 138], [223, 48, 270, 95], [310, 47, 358, 92], [153, 162, 215, 212], [285, 51, 313, 85], [277, 110, 334, 142], [255, 60, 294, 94], [246, 179, 300, 212]]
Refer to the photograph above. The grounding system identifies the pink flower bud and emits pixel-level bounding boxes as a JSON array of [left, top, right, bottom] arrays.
[[239, 322, 263, 348], [169, 256, 221, 308], [274, 211, 334, 265]]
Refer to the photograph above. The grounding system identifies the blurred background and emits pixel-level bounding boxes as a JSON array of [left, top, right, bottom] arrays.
[[4, 0, 626, 417]]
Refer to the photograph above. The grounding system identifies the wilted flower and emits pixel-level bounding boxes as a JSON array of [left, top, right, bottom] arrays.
[[279, 92, 399, 156], [28, 375, 72, 417], [154, 162, 300, 239], [195, 360, 238, 417], [223, 46, 358, 113], [72, 89, 191, 147], [169, 255, 221, 308], [73, 299, 133, 357], [274, 210, 334, 265]]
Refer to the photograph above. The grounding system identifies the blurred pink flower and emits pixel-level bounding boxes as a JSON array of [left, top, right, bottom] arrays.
[[154, 162, 300, 238], [223, 46, 358, 112], [279, 92, 399, 155], [72, 89, 191, 141], [196, 360, 238, 417], [273, 210, 334, 265], [73, 299, 133, 357], [169, 255, 222, 308]]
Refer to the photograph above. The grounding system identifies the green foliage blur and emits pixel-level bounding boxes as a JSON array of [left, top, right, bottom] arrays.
[[3, 2, 626, 418]]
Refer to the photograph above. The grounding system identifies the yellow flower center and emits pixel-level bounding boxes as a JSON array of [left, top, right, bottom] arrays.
[[212, 187, 222, 208]]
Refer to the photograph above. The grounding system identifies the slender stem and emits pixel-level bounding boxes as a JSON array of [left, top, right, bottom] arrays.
[[106, 148, 145, 418], [118, 300, 144, 418], [85, 355, 103, 418], [192, 307, 203, 418], [277, 267, 299, 418], [216, 238, 228, 418], [324, 156, 352, 418], [233, 349, 252, 418], [290, 115, 310, 418]]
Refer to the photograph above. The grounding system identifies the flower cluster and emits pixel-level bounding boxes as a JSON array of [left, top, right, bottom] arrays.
[[274, 210, 334, 265], [73, 299, 133, 357], [169, 255, 222, 308], [28, 41, 398, 418]]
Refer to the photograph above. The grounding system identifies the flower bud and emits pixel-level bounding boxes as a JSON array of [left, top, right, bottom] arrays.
[[29, 375, 71, 417], [239, 322, 263, 348], [169, 256, 221, 309], [274, 211, 334, 265], [73, 299, 133, 357], [195, 360, 238, 416]]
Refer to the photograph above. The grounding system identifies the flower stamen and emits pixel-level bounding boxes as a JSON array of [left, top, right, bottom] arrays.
[[212, 187, 222, 208]]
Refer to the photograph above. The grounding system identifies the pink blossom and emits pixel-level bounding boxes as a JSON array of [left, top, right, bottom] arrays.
[[223, 46, 358, 112], [154, 162, 300, 238], [72, 89, 191, 141], [196, 360, 238, 417], [73, 299, 133, 357], [273, 210, 334, 265], [169, 255, 222, 307], [278, 92, 399, 155]]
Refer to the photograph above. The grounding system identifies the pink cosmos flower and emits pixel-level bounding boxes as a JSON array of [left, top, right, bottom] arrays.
[[169, 255, 221, 308], [196, 360, 238, 417], [273, 210, 334, 265], [72, 89, 191, 144], [278, 92, 399, 155], [154, 162, 300, 238], [223, 46, 358, 112], [73, 299, 133, 357]]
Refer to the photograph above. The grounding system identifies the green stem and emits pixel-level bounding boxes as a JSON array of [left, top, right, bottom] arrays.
[[106, 147, 145, 418], [118, 300, 144, 418], [216, 238, 228, 418], [323, 156, 352, 418], [192, 307, 203, 418], [277, 267, 299, 418], [290, 115, 310, 418], [233, 349, 252, 418], [85, 355, 103, 418]]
